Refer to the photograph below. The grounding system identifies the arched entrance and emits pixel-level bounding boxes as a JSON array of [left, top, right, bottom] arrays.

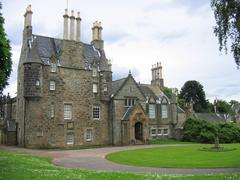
[[135, 122, 143, 141]]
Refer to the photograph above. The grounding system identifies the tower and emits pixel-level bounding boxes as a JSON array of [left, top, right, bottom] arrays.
[[151, 62, 164, 90]]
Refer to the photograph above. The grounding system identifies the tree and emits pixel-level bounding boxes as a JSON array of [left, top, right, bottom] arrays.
[[179, 80, 208, 112], [163, 86, 173, 99], [211, 0, 240, 68], [215, 99, 231, 113], [0, 2, 12, 93]]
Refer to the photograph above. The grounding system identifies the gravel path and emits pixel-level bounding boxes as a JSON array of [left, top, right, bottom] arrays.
[[1, 144, 240, 174]]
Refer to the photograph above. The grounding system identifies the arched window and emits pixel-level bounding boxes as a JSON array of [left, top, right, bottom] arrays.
[[161, 97, 168, 119]]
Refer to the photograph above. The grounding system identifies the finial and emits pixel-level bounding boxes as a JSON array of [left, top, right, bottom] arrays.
[[71, 10, 74, 17], [77, 12, 80, 18], [64, 9, 68, 15], [26, 4, 31, 12]]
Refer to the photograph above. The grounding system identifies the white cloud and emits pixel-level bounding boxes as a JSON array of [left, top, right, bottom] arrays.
[[2, 0, 240, 102]]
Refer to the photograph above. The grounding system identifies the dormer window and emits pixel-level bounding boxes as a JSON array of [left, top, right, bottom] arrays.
[[51, 63, 57, 72], [149, 104, 156, 118], [161, 97, 168, 119], [92, 68, 97, 77]]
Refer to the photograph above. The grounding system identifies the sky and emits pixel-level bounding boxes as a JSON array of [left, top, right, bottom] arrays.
[[1, 0, 240, 102]]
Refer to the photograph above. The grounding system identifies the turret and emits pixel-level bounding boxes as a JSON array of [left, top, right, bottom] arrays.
[[151, 62, 164, 90]]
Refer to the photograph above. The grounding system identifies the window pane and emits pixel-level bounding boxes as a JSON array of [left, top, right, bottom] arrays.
[[163, 129, 168, 135], [157, 128, 162, 135], [50, 81, 55, 91], [64, 104, 72, 120], [93, 106, 100, 119], [162, 104, 168, 118], [151, 128, 156, 136], [86, 129, 93, 141], [93, 84, 97, 93], [149, 104, 155, 118]]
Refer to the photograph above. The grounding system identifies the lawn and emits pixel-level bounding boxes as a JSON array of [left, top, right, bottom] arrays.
[[0, 149, 240, 179], [149, 139, 197, 144], [106, 144, 240, 168]]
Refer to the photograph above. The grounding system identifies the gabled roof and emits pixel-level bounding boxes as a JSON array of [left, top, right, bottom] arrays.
[[111, 74, 145, 98]]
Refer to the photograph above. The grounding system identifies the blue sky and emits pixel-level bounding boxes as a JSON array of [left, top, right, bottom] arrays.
[[1, 0, 240, 101]]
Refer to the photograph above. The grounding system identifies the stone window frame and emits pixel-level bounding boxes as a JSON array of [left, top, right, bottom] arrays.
[[64, 104, 73, 120], [85, 128, 93, 142], [66, 133, 74, 145], [92, 105, 100, 120], [50, 63, 57, 72], [148, 104, 156, 119], [49, 81, 56, 91]]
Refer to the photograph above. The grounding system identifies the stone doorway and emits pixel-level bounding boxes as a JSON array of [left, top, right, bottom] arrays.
[[135, 122, 143, 141]]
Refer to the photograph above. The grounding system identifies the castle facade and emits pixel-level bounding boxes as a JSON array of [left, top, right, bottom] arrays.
[[0, 5, 185, 148]]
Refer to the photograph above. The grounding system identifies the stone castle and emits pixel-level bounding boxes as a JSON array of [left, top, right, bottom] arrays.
[[0, 5, 185, 148]]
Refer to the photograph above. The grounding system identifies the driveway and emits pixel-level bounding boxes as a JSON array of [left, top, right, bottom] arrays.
[[1, 144, 240, 174]]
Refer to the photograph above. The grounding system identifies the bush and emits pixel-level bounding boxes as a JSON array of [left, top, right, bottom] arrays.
[[182, 117, 240, 143]]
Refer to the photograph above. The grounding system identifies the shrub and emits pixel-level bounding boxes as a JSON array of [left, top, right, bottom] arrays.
[[182, 117, 240, 143]]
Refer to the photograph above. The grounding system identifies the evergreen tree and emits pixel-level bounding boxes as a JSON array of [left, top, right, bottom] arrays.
[[0, 2, 12, 93], [179, 80, 208, 112], [211, 0, 240, 68]]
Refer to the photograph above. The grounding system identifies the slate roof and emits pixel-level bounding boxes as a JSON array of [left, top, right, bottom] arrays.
[[193, 113, 228, 123], [111, 78, 127, 95], [27, 35, 101, 69], [122, 106, 134, 120]]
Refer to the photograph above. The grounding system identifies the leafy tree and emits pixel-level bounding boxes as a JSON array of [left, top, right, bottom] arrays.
[[0, 2, 12, 93], [163, 87, 173, 99], [179, 80, 207, 112], [215, 99, 231, 113], [211, 0, 240, 68]]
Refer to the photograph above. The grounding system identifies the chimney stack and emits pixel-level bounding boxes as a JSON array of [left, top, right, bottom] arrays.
[[70, 10, 75, 41], [24, 5, 33, 28], [76, 12, 81, 42], [63, 9, 69, 40], [91, 21, 104, 49]]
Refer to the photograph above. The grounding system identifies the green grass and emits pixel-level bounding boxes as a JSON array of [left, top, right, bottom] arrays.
[[106, 144, 240, 168], [0, 149, 240, 180], [149, 139, 196, 144]]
